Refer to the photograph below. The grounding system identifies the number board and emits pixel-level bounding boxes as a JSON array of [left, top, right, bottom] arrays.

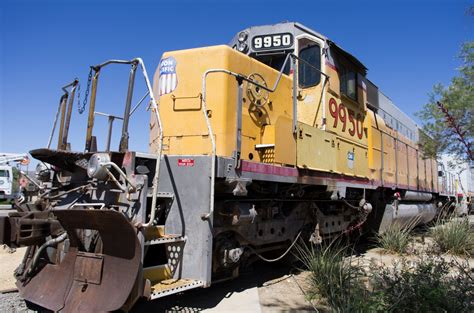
[[252, 33, 294, 51], [328, 98, 366, 140]]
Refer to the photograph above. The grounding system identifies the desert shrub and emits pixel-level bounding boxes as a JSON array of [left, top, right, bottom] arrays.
[[370, 256, 474, 312], [430, 217, 474, 256], [297, 240, 473, 312], [376, 219, 418, 254], [296, 242, 382, 312]]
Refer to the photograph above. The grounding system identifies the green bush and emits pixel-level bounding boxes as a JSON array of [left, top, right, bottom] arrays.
[[376, 220, 417, 254], [430, 217, 474, 256], [295, 242, 381, 312], [370, 256, 474, 312], [297, 242, 473, 312]]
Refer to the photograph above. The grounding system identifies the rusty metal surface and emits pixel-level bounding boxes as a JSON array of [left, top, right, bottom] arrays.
[[2, 211, 60, 247], [30, 149, 91, 172], [73, 252, 104, 285], [18, 209, 141, 312]]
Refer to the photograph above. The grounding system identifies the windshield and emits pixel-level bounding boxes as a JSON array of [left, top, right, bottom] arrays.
[[254, 53, 291, 75], [0, 170, 9, 178], [298, 45, 321, 88]]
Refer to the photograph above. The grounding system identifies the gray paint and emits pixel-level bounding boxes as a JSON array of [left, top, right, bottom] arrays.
[[379, 202, 437, 233], [229, 22, 366, 72], [378, 91, 419, 142], [158, 155, 213, 285]]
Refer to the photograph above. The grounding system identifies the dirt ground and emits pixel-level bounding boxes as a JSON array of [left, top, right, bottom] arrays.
[[0, 246, 25, 291], [0, 247, 32, 313], [258, 271, 315, 312]]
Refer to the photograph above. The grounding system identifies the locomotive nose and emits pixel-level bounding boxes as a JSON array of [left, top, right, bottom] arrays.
[[17, 209, 142, 312]]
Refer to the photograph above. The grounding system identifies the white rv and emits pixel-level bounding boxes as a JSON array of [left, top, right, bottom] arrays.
[[0, 165, 14, 199]]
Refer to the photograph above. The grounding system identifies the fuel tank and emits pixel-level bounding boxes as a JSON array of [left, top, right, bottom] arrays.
[[402, 191, 433, 202], [379, 202, 437, 232]]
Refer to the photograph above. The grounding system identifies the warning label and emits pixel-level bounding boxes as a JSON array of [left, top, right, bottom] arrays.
[[178, 158, 195, 167]]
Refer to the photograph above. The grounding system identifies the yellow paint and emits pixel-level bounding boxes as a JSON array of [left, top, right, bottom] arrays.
[[367, 111, 382, 182], [149, 44, 438, 190], [150, 45, 292, 164], [418, 153, 426, 190], [407, 145, 418, 189], [397, 139, 408, 188], [274, 116, 296, 165], [297, 82, 324, 127], [296, 123, 337, 172], [144, 225, 165, 241], [425, 157, 433, 191], [432, 159, 439, 193], [143, 265, 172, 283]]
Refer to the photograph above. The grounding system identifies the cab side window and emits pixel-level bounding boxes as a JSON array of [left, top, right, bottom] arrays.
[[298, 44, 321, 88], [340, 66, 357, 101]]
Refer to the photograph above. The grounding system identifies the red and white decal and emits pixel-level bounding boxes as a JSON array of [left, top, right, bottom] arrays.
[[178, 158, 194, 167]]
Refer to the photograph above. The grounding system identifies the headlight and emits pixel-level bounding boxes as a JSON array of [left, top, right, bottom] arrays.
[[87, 153, 111, 180], [237, 42, 248, 53], [238, 31, 248, 42], [35, 163, 51, 181], [0, 181, 4, 185]]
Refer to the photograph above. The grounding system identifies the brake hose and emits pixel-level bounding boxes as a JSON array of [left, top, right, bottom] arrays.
[[247, 230, 302, 263]]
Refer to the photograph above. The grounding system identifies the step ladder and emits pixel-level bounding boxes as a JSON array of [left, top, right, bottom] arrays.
[[142, 195, 204, 300]]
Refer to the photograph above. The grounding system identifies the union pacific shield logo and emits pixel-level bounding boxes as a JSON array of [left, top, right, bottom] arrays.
[[159, 57, 178, 95]]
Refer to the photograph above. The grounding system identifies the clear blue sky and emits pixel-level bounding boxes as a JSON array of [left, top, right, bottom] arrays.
[[0, 0, 472, 156]]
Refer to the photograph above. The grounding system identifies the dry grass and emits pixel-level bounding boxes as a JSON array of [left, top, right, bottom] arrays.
[[430, 216, 474, 256], [295, 242, 376, 312], [376, 217, 420, 254]]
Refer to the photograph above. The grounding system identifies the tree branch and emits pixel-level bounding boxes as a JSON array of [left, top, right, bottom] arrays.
[[436, 101, 473, 160]]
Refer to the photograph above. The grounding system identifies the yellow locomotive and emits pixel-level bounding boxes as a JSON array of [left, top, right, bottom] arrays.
[[1, 22, 445, 311]]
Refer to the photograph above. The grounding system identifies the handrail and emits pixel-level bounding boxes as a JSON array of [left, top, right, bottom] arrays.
[[61, 80, 79, 150], [93, 59, 136, 69], [200, 68, 286, 221], [200, 53, 327, 220], [130, 91, 150, 116], [293, 54, 329, 80], [49, 94, 67, 149], [81, 58, 163, 228], [133, 58, 163, 228], [48, 79, 78, 149], [93, 112, 123, 152]]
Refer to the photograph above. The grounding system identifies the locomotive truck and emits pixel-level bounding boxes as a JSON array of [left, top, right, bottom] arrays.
[[0, 22, 452, 311]]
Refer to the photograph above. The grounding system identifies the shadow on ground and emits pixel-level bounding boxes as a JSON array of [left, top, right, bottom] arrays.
[[131, 261, 298, 312], [131, 236, 387, 313]]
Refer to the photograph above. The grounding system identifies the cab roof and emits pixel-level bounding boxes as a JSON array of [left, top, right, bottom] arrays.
[[229, 21, 367, 73]]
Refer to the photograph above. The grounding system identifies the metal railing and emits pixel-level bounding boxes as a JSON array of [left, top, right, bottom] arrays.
[[81, 58, 163, 228], [47, 79, 79, 150], [200, 53, 329, 220]]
